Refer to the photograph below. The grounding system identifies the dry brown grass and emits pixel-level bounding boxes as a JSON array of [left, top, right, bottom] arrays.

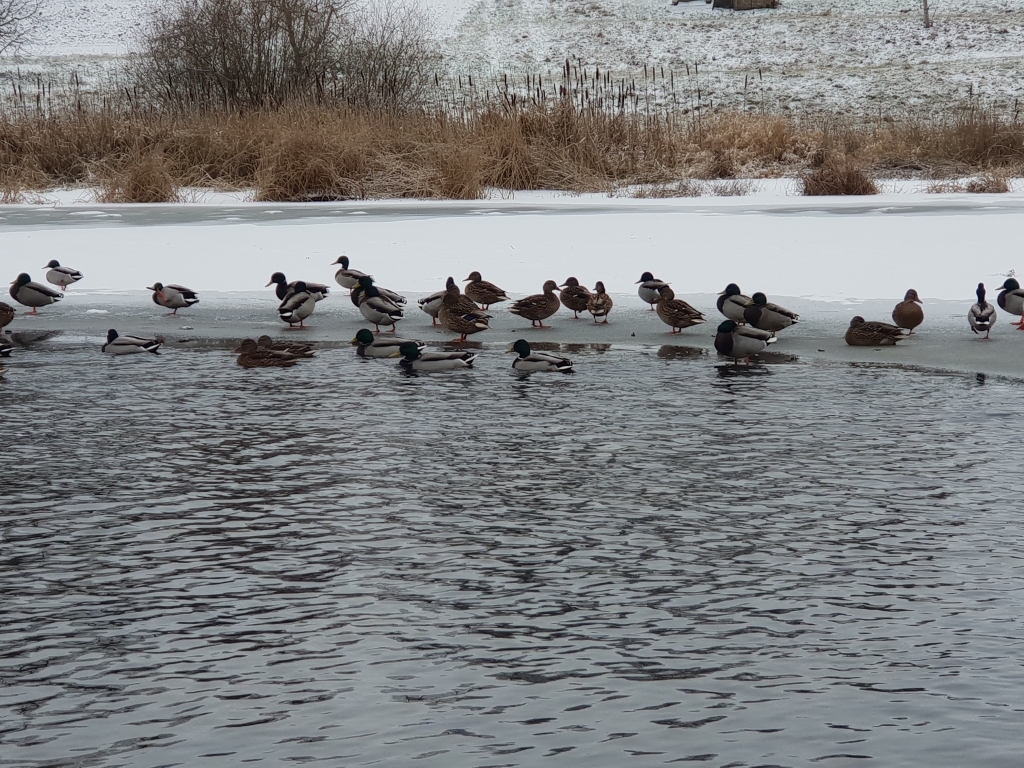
[[0, 97, 1022, 202], [801, 153, 879, 196]]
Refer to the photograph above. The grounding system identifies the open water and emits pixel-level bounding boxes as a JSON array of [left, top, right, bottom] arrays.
[[2, 341, 1023, 767]]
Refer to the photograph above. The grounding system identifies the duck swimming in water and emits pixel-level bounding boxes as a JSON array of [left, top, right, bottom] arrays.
[[102, 329, 161, 355], [391, 342, 477, 371], [508, 339, 574, 373]]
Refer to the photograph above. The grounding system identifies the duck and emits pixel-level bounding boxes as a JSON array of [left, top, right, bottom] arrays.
[[714, 320, 776, 364], [351, 328, 425, 357], [743, 292, 798, 335], [464, 271, 510, 309], [256, 335, 315, 357], [0, 338, 12, 357], [969, 283, 997, 339], [845, 316, 904, 346], [148, 282, 199, 315], [587, 281, 613, 323], [995, 277, 1024, 329], [236, 338, 300, 367], [509, 280, 561, 328], [278, 281, 321, 328], [350, 275, 405, 308], [655, 285, 705, 333], [391, 341, 477, 371], [717, 283, 751, 322], [559, 277, 592, 318], [0, 364, 6, 379], [331, 256, 370, 289], [0, 301, 14, 331], [636, 272, 669, 310], [102, 329, 161, 355], [356, 280, 404, 332], [44, 260, 83, 292], [417, 286, 447, 325], [266, 272, 330, 302], [508, 339, 574, 372], [9, 273, 61, 314], [892, 289, 924, 333], [438, 278, 491, 341]]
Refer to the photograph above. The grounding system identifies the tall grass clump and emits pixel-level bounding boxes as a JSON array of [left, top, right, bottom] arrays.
[[801, 152, 878, 196]]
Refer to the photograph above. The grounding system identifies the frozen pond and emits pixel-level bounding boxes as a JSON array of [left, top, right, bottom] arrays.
[[3, 342, 1024, 766]]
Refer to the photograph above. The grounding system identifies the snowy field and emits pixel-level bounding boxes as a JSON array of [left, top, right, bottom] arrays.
[[3, 192, 1023, 377], [11, 0, 1024, 115]]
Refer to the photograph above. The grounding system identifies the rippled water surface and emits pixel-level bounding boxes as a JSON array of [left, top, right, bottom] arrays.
[[3, 342, 1024, 767]]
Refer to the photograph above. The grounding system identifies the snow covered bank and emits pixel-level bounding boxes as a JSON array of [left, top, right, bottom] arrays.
[[2, 193, 1022, 376]]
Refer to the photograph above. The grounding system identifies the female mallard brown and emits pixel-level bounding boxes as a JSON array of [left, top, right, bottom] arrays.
[[438, 278, 491, 342], [559, 277, 592, 318], [509, 280, 561, 328], [236, 338, 301, 367], [587, 281, 613, 324], [0, 301, 14, 331], [655, 285, 705, 333], [845, 316, 904, 346], [463, 272, 509, 309], [892, 289, 924, 333], [743, 292, 798, 335], [256, 335, 315, 357]]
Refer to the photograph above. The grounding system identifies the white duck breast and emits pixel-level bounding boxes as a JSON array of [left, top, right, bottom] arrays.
[[638, 280, 668, 307], [358, 337, 425, 357], [0, 338, 12, 357], [717, 293, 751, 322], [152, 284, 199, 310], [512, 351, 574, 372], [10, 277, 62, 309], [279, 291, 318, 325], [402, 351, 477, 371], [46, 264, 84, 289], [102, 330, 161, 355]]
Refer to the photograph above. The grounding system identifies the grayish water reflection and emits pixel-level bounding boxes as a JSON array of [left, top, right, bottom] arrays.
[[2, 343, 1023, 767]]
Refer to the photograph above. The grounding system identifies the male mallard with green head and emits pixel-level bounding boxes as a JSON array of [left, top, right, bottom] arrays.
[[507, 339, 573, 372], [655, 285, 705, 333], [331, 256, 370, 289], [717, 283, 750, 322], [969, 283, 996, 339], [714, 320, 775, 364], [636, 272, 668, 310], [509, 280, 561, 328], [996, 277, 1024, 329], [10, 273, 61, 315], [391, 341, 477, 371], [744, 292, 798, 335], [892, 289, 924, 333], [845, 316, 904, 346], [351, 328, 425, 357]]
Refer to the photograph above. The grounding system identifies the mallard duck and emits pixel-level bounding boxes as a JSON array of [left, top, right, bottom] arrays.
[[0, 338, 12, 357], [278, 281, 321, 328], [636, 272, 668, 310], [464, 271, 510, 309], [996, 277, 1024, 329], [351, 328, 425, 357], [744, 292, 798, 335], [267, 272, 330, 302], [845, 316, 904, 346], [892, 289, 924, 333], [438, 279, 490, 341], [44, 260, 83, 292], [148, 282, 199, 315], [391, 341, 477, 371], [357, 282, 404, 332], [559, 277, 592, 318], [331, 256, 370, 289], [969, 283, 997, 339], [417, 285, 447, 325], [0, 365, 6, 379], [510, 280, 561, 328], [587, 281, 613, 323], [0, 301, 14, 331], [9, 273, 61, 314], [717, 283, 751, 322], [508, 339, 573, 372], [236, 338, 300, 367], [102, 329, 161, 355], [655, 285, 705, 333], [256, 335, 315, 357], [350, 275, 406, 308], [714, 320, 775, 364]]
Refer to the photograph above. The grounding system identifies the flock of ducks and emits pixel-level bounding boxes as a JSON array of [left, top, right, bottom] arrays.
[[4, 256, 1024, 376]]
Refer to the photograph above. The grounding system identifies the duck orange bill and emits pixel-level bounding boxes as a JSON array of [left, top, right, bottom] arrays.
[[388, 351, 403, 357]]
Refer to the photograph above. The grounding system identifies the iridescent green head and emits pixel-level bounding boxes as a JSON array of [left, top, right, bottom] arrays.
[[717, 320, 737, 333], [510, 339, 531, 357], [352, 329, 375, 345]]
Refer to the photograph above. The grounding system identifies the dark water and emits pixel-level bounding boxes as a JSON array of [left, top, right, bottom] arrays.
[[2, 342, 1023, 767]]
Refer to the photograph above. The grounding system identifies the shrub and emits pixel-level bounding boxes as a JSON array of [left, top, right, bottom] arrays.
[[96, 149, 181, 203], [801, 153, 878, 196]]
